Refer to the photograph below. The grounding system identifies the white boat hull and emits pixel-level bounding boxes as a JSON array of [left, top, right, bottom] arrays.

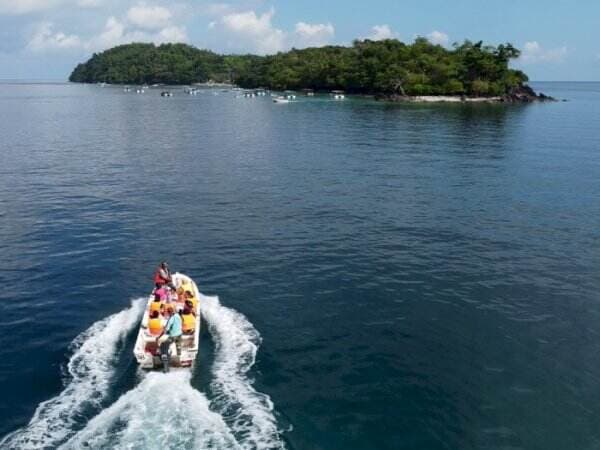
[[133, 272, 201, 370]]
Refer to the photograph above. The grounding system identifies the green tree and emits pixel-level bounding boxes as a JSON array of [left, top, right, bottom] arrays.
[[70, 39, 531, 97]]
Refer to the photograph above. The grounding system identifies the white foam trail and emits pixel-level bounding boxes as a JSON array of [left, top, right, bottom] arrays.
[[202, 294, 285, 450], [3, 294, 285, 450], [61, 371, 239, 450], [0, 298, 145, 450]]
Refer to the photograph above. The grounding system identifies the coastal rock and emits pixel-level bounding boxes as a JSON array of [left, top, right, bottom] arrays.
[[500, 84, 556, 103], [375, 84, 556, 104]]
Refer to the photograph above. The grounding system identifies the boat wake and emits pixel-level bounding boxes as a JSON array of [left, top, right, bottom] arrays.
[[0, 298, 146, 449], [202, 294, 284, 449], [61, 371, 239, 449], [2, 294, 285, 450]]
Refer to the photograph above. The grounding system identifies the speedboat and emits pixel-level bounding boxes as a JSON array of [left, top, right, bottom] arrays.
[[273, 96, 290, 104], [331, 90, 345, 100], [133, 273, 201, 370]]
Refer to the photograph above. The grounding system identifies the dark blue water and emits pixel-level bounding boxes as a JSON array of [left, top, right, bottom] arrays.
[[0, 82, 599, 449]]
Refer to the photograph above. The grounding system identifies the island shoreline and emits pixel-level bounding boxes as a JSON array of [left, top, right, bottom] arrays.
[[80, 81, 556, 104], [69, 40, 553, 104]]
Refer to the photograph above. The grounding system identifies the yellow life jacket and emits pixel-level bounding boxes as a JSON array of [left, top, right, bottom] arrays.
[[149, 301, 162, 314], [182, 312, 195, 332], [148, 318, 163, 336], [186, 296, 198, 311], [181, 280, 198, 310]]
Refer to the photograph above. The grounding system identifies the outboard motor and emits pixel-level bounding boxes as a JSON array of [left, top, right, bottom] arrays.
[[159, 340, 171, 373]]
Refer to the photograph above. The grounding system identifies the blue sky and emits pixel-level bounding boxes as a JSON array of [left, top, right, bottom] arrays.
[[0, 0, 597, 80]]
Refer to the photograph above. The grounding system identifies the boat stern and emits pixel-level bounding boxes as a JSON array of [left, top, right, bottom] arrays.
[[134, 348, 156, 369]]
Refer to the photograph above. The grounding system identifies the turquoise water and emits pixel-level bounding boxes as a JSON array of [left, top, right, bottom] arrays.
[[0, 82, 599, 449]]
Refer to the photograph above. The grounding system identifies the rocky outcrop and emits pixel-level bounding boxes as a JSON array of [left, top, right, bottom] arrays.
[[375, 84, 556, 104], [500, 84, 556, 102]]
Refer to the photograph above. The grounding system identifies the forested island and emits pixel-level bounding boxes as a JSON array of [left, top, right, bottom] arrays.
[[69, 39, 550, 101]]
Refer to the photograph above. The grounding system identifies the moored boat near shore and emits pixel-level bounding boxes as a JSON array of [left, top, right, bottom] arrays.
[[273, 96, 290, 103]]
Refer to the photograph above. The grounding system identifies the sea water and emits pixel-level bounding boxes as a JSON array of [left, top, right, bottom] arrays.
[[0, 82, 599, 449]]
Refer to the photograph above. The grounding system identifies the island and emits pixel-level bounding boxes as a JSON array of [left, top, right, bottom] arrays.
[[69, 39, 552, 102]]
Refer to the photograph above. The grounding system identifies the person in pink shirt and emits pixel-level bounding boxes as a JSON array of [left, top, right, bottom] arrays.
[[155, 286, 168, 301]]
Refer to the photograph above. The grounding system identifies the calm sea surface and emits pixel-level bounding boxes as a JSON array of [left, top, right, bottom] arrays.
[[0, 82, 599, 449]]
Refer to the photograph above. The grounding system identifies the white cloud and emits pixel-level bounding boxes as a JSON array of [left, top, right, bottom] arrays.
[[27, 22, 83, 51], [127, 3, 172, 30], [93, 16, 187, 49], [212, 8, 335, 53], [366, 24, 396, 41], [222, 9, 273, 35], [27, 14, 187, 54], [294, 22, 334, 47], [427, 30, 449, 46], [221, 8, 285, 54], [0, 0, 63, 14], [520, 41, 567, 63], [95, 16, 126, 49], [0, 0, 100, 14], [157, 25, 187, 43]]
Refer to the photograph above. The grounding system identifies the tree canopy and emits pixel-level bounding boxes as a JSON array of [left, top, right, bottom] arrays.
[[69, 39, 529, 96]]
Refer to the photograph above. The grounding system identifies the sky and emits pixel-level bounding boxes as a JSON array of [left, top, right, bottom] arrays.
[[0, 0, 598, 81]]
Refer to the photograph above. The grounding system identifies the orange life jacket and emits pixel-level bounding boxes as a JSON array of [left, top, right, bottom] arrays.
[[148, 318, 163, 335], [154, 267, 170, 285], [182, 312, 195, 332]]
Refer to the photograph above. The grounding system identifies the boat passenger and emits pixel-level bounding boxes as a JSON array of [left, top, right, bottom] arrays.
[[169, 300, 182, 313], [184, 290, 198, 310], [148, 310, 163, 336], [155, 286, 168, 302], [159, 303, 169, 318], [149, 297, 162, 314], [181, 310, 195, 335], [183, 299, 196, 316], [177, 283, 193, 301], [177, 280, 192, 300], [154, 262, 174, 289], [157, 306, 182, 356]]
